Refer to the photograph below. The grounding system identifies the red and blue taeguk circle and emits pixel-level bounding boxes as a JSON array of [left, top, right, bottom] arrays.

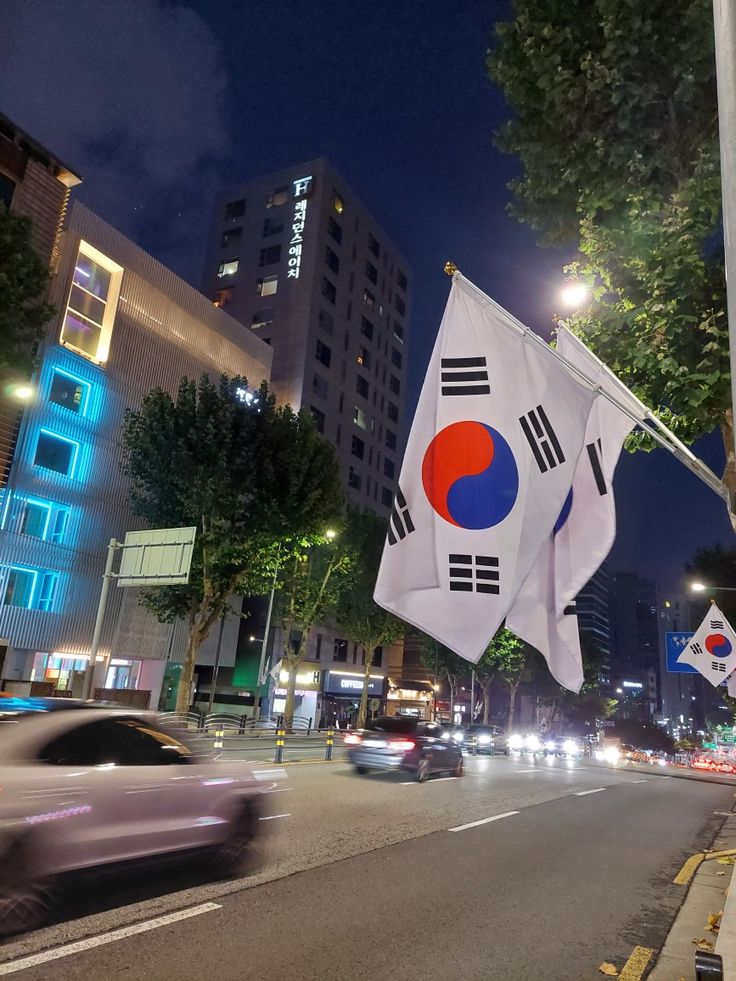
[[421, 421, 519, 529], [705, 633, 733, 658]]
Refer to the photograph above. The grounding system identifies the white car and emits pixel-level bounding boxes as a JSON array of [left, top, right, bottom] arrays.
[[0, 700, 264, 936]]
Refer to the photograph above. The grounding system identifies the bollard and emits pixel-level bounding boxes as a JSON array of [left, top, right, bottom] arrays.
[[214, 727, 224, 751], [472, 737, 478, 757], [275, 728, 285, 764], [695, 950, 724, 980], [325, 728, 334, 761]]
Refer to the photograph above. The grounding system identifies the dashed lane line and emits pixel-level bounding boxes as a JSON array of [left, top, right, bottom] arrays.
[[575, 788, 607, 796], [259, 813, 291, 821], [448, 811, 519, 832]]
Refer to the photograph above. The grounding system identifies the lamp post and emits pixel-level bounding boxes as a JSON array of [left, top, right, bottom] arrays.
[[559, 282, 591, 311], [690, 582, 736, 593]]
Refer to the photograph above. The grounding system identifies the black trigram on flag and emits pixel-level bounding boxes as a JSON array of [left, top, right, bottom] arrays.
[[448, 554, 499, 594], [711, 618, 725, 630], [690, 642, 703, 656], [388, 487, 415, 545], [563, 603, 577, 616], [440, 357, 490, 397], [586, 438, 607, 496], [519, 405, 565, 473], [712, 661, 727, 673]]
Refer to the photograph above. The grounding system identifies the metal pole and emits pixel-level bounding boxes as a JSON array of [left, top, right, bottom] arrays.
[[208, 612, 227, 715], [256, 554, 280, 714], [470, 670, 476, 724], [82, 538, 118, 700], [715, 0, 736, 487]]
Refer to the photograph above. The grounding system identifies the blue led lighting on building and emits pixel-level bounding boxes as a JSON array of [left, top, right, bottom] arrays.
[[34, 429, 81, 479]]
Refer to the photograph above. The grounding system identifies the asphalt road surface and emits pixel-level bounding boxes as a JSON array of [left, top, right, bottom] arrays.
[[1, 755, 734, 980]]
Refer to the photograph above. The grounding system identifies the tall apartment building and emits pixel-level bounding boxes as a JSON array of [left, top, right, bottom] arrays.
[[610, 572, 661, 716], [575, 564, 612, 689], [201, 158, 412, 514], [0, 201, 272, 706]]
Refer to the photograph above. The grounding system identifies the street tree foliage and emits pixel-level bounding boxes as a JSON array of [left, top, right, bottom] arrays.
[[614, 720, 676, 754], [0, 205, 55, 383], [419, 640, 468, 721], [474, 628, 524, 725], [488, 2, 736, 501], [687, 543, 736, 622], [122, 375, 344, 713], [532, 633, 614, 731], [336, 508, 403, 729]]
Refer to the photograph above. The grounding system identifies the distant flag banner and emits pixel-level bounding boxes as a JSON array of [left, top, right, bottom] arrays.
[[678, 603, 736, 687], [373, 273, 597, 663]]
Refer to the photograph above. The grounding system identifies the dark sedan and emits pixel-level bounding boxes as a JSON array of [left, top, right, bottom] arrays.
[[345, 717, 464, 782], [466, 724, 508, 755]]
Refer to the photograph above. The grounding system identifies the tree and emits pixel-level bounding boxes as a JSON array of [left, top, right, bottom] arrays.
[[499, 640, 529, 732], [420, 640, 469, 721], [278, 535, 352, 726], [687, 544, 736, 622], [0, 204, 55, 383], [613, 719, 676, 754], [122, 375, 344, 712], [336, 508, 403, 729], [488, 3, 736, 504], [474, 628, 524, 725]]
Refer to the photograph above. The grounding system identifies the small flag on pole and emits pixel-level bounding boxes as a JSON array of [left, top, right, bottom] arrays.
[[678, 604, 736, 687]]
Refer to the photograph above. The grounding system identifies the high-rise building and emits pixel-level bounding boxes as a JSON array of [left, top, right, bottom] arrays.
[[609, 572, 661, 716], [575, 564, 611, 687], [201, 158, 412, 514]]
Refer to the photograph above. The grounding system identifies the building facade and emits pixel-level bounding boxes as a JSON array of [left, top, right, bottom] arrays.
[[575, 564, 612, 688], [0, 202, 272, 704], [609, 572, 661, 717]]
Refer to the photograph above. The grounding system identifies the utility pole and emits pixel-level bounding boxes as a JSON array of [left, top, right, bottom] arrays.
[[82, 538, 119, 699]]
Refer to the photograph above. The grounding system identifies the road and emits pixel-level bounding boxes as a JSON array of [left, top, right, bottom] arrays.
[[0, 754, 733, 980]]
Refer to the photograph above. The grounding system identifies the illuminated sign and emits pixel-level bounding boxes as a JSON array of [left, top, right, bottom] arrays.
[[622, 680, 643, 689], [324, 671, 384, 697], [287, 176, 312, 280], [340, 678, 363, 691]]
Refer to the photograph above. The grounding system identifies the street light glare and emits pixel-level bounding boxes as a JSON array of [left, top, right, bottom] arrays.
[[560, 283, 590, 309], [11, 384, 34, 401], [690, 582, 707, 592], [325, 528, 336, 540]]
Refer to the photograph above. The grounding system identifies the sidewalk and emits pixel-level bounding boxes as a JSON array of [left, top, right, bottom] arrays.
[[649, 811, 736, 980]]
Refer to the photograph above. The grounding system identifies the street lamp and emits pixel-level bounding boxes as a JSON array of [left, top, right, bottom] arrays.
[[690, 581, 736, 593], [8, 384, 34, 401], [560, 282, 591, 309]]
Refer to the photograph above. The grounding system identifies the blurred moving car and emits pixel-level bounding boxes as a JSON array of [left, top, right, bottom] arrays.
[[466, 724, 508, 755], [345, 716, 463, 781], [508, 733, 543, 756], [543, 737, 582, 759], [441, 723, 466, 746], [0, 700, 264, 936]]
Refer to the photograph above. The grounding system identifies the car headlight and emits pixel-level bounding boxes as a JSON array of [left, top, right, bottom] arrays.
[[508, 734, 524, 750], [477, 734, 492, 745], [545, 740, 556, 752], [563, 740, 577, 755], [453, 732, 464, 742], [525, 735, 541, 751], [602, 746, 620, 763]]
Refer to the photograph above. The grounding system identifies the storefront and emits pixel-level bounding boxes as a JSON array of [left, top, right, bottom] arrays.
[[320, 670, 387, 727], [270, 664, 321, 726], [387, 678, 435, 719]]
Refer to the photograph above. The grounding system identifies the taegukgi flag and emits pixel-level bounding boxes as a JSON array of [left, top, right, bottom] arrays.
[[678, 603, 736, 687], [374, 272, 597, 663]]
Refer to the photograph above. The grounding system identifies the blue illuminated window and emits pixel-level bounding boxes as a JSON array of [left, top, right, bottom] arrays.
[[49, 368, 91, 416], [34, 430, 80, 478], [20, 498, 70, 544], [3, 566, 59, 611]]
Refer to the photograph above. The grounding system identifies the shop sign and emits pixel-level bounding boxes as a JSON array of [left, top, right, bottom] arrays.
[[324, 671, 384, 696]]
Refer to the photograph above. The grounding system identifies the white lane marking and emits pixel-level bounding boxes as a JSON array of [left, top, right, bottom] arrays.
[[448, 811, 519, 832], [263, 787, 293, 794], [0, 903, 221, 976], [259, 812, 291, 821], [575, 788, 606, 796], [515, 769, 539, 773], [252, 768, 287, 780], [632, 779, 648, 784], [399, 777, 457, 785]]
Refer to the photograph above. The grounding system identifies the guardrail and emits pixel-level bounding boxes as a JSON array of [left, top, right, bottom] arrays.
[[158, 711, 314, 733], [161, 721, 345, 765]]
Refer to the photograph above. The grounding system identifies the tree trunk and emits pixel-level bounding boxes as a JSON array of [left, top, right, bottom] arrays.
[[356, 647, 375, 729], [507, 682, 520, 732], [283, 657, 297, 727], [447, 680, 456, 722], [482, 678, 493, 724], [721, 413, 736, 529], [175, 628, 202, 714]]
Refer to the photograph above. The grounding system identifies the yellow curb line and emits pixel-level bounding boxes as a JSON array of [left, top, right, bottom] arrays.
[[617, 945, 654, 981], [674, 847, 736, 885]]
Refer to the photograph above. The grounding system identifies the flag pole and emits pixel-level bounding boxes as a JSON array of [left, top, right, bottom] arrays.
[[442, 261, 729, 505], [713, 0, 736, 508]]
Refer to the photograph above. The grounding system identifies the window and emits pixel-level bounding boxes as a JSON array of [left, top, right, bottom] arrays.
[[394, 321, 404, 344], [221, 227, 242, 248], [266, 186, 289, 208], [397, 268, 407, 291], [333, 193, 344, 215], [348, 467, 362, 491], [362, 288, 375, 311], [325, 245, 340, 275], [34, 430, 79, 477], [382, 486, 393, 507], [351, 435, 365, 460], [49, 368, 90, 416], [262, 217, 283, 237], [368, 232, 380, 258], [366, 476, 371, 495], [346, 301, 352, 320], [257, 275, 278, 296], [366, 261, 378, 285], [61, 242, 122, 365], [218, 258, 239, 278], [395, 294, 406, 316], [224, 199, 246, 221], [310, 406, 325, 433], [315, 339, 332, 368], [391, 347, 403, 369], [39, 717, 192, 767], [251, 307, 274, 330], [357, 346, 371, 369], [388, 401, 399, 423], [334, 638, 348, 662], [373, 646, 383, 668], [315, 634, 323, 660], [389, 374, 401, 395], [213, 288, 233, 309], [3, 566, 58, 611], [21, 498, 69, 544], [313, 374, 328, 400], [259, 245, 281, 266], [356, 375, 369, 399], [336, 423, 342, 445], [318, 309, 334, 335], [0, 173, 15, 209], [361, 317, 374, 341], [338, 392, 344, 413], [353, 406, 367, 430], [37, 572, 58, 612], [328, 216, 343, 244], [322, 277, 337, 305], [384, 458, 395, 479], [386, 429, 397, 451]]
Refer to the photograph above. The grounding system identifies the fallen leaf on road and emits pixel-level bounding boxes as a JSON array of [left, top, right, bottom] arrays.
[[718, 871, 727, 876], [717, 856, 735, 865], [692, 938, 715, 951], [598, 964, 618, 977], [707, 911, 723, 933]]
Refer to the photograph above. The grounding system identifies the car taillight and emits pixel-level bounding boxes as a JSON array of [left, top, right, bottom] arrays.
[[344, 733, 362, 745], [389, 739, 415, 753]]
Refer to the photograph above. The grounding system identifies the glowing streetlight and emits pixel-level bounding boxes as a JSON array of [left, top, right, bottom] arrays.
[[325, 528, 337, 541], [8, 384, 34, 401], [690, 581, 736, 593], [560, 282, 591, 309], [691, 582, 707, 592]]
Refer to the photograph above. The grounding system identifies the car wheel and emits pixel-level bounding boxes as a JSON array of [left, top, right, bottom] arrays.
[[354, 765, 368, 775], [211, 801, 259, 879], [416, 758, 430, 783], [452, 756, 464, 777], [0, 837, 53, 938]]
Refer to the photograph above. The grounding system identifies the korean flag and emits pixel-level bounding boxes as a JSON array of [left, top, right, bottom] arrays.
[[678, 603, 736, 687]]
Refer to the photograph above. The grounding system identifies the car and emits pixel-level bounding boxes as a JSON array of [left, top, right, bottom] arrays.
[[508, 732, 544, 756], [466, 724, 508, 755], [345, 716, 463, 781], [441, 723, 466, 746], [543, 737, 582, 759], [0, 701, 265, 936]]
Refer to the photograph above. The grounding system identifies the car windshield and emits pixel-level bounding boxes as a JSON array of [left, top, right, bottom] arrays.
[[366, 717, 417, 734]]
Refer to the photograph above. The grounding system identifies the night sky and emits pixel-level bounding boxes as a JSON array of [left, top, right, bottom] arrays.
[[0, 0, 732, 596]]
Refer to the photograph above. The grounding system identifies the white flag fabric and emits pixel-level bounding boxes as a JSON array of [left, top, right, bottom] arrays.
[[677, 603, 736, 687], [727, 671, 736, 698], [374, 273, 597, 663]]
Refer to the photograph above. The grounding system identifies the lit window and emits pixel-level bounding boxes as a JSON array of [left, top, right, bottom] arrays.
[[266, 187, 289, 208], [333, 194, 344, 215], [213, 288, 233, 308], [34, 430, 79, 478], [49, 368, 90, 416], [60, 242, 122, 365], [257, 275, 279, 297], [218, 258, 239, 278], [3, 566, 59, 611], [353, 406, 367, 430]]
